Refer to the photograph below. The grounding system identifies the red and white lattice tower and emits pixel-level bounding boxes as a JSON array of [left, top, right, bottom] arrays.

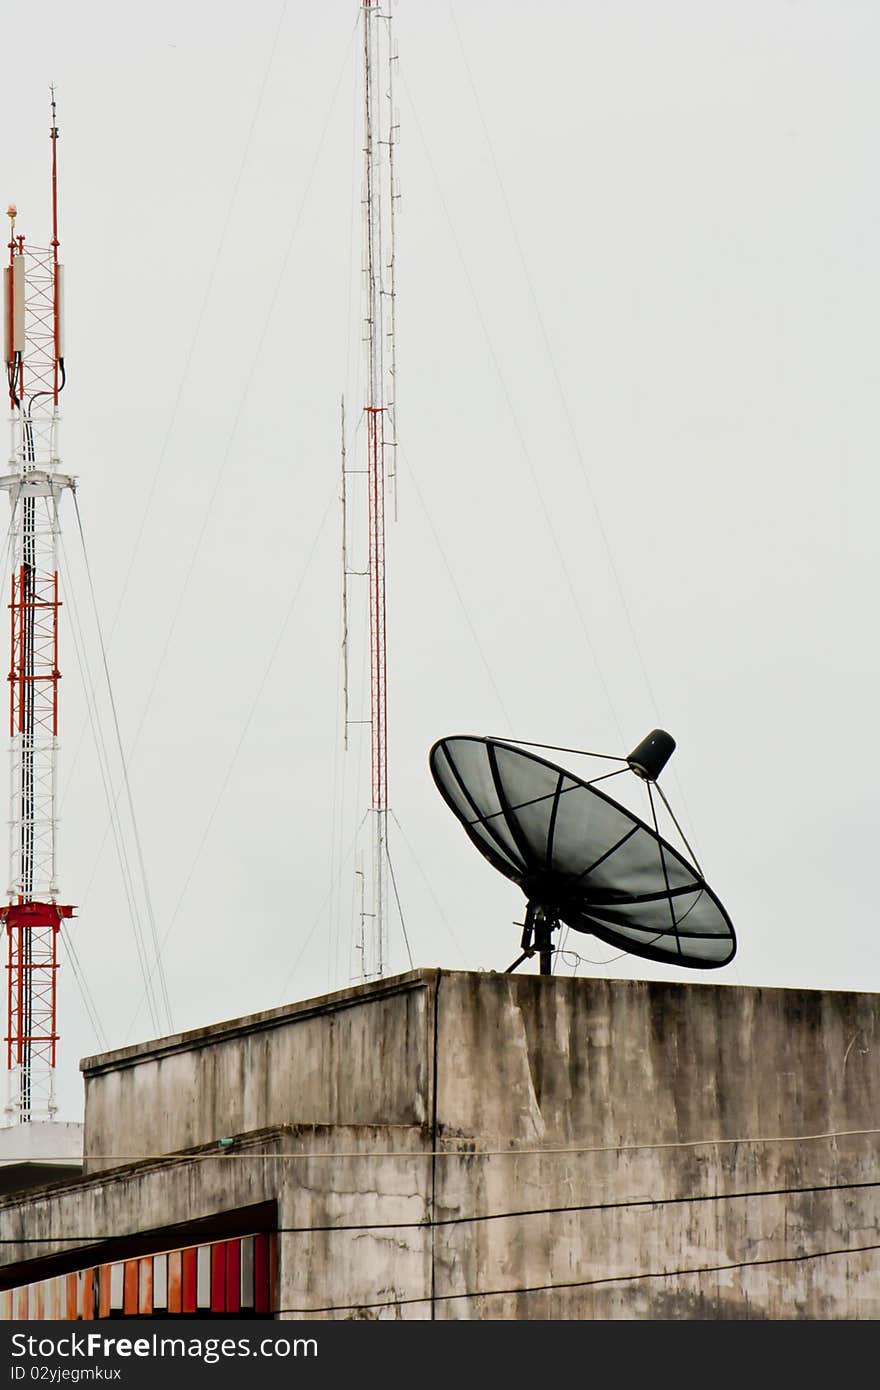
[[343, 1, 399, 978], [1, 94, 74, 1124]]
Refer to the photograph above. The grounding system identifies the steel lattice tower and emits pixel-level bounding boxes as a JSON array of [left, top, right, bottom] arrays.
[[1, 96, 74, 1124]]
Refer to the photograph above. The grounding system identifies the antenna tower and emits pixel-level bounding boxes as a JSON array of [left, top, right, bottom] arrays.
[[1, 91, 74, 1123], [342, 1, 399, 979]]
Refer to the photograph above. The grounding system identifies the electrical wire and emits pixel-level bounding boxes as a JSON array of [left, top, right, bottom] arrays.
[[395, 443, 511, 730], [399, 71, 626, 748], [19, 1124, 880, 1166], [5, 1174, 879, 1246], [70, 493, 174, 1032], [123, 489, 337, 1041], [58, 923, 109, 1054], [386, 833, 414, 970], [56, 4, 292, 820], [551, 923, 569, 975], [7, 1243, 880, 1319], [88, 1, 291, 653], [56, 516, 163, 1036], [5, 1240, 876, 1313], [559, 944, 638, 969], [277, 808, 371, 1002], [124, 20, 358, 740], [71, 19, 360, 961], [446, 5, 714, 858], [446, 6, 673, 763], [275, 1239, 880, 1315], [388, 810, 469, 967]]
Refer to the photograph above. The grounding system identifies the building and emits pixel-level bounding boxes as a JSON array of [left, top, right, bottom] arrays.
[[1, 968, 878, 1319], [0, 1122, 83, 1198]]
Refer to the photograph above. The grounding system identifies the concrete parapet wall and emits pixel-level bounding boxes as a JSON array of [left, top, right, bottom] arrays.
[[82, 974, 432, 1171], [434, 973, 879, 1146], [428, 973, 879, 1318], [3, 969, 876, 1318]]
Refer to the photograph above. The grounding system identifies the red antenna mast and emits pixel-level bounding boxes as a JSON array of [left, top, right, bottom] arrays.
[[342, 1, 399, 978], [1, 89, 75, 1124]]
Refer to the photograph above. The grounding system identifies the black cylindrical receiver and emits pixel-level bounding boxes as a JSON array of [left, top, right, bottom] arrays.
[[627, 728, 676, 781]]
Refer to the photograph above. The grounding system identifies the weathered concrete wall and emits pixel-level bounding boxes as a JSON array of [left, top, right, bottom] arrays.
[[430, 973, 880, 1318], [434, 973, 879, 1148], [273, 1124, 431, 1319], [0, 1126, 432, 1321], [82, 974, 432, 1171], [4, 970, 879, 1319]]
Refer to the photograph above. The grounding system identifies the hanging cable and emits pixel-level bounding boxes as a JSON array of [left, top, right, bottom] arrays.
[[389, 810, 468, 966], [69, 25, 361, 959], [5, 1173, 880, 1245], [278, 808, 371, 1001], [396, 442, 512, 728], [11, 1122, 880, 1170], [56, 7, 292, 818], [276, 1237, 880, 1315], [399, 71, 626, 748], [386, 829, 414, 970], [89, 1, 292, 654], [58, 923, 109, 1053], [55, 515, 163, 1035], [447, 4, 703, 846], [121, 490, 337, 1040], [69, 493, 173, 1032]]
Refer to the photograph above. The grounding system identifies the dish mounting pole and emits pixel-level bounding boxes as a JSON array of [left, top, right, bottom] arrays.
[[1, 91, 75, 1125]]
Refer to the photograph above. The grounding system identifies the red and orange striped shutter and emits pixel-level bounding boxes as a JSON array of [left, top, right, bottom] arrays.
[[138, 1258, 153, 1315], [253, 1233, 269, 1315], [81, 1268, 95, 1321], [167, 1249, 182, 1314], [225, 1240, 241, 1315], [152, 1253, 167, 1312], [1, 1230, 274, 1322], [181, 1246, 197, 1314], [210, 1242, 226, 1313]]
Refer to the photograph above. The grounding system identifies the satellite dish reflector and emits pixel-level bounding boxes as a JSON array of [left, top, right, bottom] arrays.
[[429, 735, 735, 974]]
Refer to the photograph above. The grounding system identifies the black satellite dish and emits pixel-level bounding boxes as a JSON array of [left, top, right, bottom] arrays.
[[429, 731, 735, 975]]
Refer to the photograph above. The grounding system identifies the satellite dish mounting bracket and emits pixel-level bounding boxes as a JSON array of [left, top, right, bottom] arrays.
[[506, 900, 558, 976]]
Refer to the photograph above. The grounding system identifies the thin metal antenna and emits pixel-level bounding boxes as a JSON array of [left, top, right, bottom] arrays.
[[364, 0, 389, 978], [49, 84, 60, 406], [384, 12, 400, 520], [340, 394, 349, 751], [340, 0, 400, 980]]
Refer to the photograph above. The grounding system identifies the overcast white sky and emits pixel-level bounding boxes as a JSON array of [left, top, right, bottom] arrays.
[[3, 1, 879, 1121]]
